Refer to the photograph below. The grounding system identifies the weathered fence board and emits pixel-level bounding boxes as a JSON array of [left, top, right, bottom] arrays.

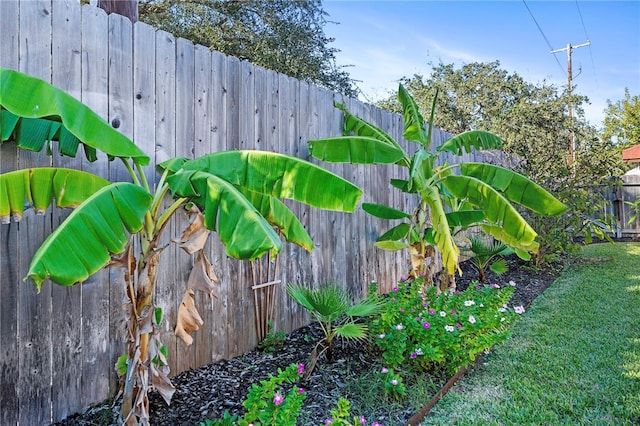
[[51, 1, 83, 420], [0, 2, 495, 423], [1, 1, 23, 424]]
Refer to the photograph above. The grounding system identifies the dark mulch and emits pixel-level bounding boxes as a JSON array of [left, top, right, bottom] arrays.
[[54, 254, 565, 426]]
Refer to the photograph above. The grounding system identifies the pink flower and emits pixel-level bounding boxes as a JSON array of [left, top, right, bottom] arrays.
[[456, 323, 462, 329], [393, 287, 399, 292], [450, 309, 457, 315], [298, 388, 305, 394], [423, 322, 430, 329], [273, 393, 284, 406], [372, 423, 382, 426], [381, 367, 389, 374], [410, 352, 417, 359], [391, 298, 397, 303], [509, 280, 517, 286], [325, 420, 334, 425], [359, 416, 367, 425], [297, 363, 305, 375], [429, 310, 436, 315], [391, 379, 398, 386], [400, 308, 405, 313]]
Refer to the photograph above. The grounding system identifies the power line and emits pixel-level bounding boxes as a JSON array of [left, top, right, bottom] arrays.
[[522, 0, 567, 77], [575, 0, 598, 85]]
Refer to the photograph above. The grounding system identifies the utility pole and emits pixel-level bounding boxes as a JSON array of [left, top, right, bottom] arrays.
[[551, 41, 590, 169]]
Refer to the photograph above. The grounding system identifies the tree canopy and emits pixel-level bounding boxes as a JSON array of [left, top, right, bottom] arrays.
[[139, 0, 357, 97], [602, 88, 640, 149]]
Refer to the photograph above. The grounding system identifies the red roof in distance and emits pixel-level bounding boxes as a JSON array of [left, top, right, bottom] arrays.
[[623, 145, 640, 162]]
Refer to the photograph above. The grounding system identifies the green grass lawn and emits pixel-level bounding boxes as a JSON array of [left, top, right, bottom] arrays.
[[422, 242, 640, 425]]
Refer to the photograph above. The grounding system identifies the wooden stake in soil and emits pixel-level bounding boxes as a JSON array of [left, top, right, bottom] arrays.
[[250, 254, 280, 341]]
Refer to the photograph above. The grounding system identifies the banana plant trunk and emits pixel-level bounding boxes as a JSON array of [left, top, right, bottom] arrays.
[[119, 235, 174, 425]]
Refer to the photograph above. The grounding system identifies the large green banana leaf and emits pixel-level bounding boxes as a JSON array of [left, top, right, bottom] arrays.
[[335, 102, 403, 150], [308, 135, 406, 164], [27, 182, 153, 289], [178, 151, 362, 212], [361, 203, 410, 219], [459, 162, 567, 215], [437, 130, 503, 155], [0, 168, 110, 222], [166, 170, 282, 260], [0, 68, 149, 165], [398, 84, 428, 146], [421, 185, 459, 275], [239, 188, 314, 252], [441, 174, 538, 249]]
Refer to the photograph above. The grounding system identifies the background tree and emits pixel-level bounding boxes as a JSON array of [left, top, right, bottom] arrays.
[[378, 61, 623, 264], [138, 0, 357, 97], [601, 88, 640, 149]]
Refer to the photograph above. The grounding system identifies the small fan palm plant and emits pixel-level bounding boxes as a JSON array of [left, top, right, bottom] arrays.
[[465, 236, 523, 282], [286, 283, 380, 372]]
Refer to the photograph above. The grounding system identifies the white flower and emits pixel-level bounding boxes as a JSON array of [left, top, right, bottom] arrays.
[[439, 311, 446, 317], [395, 324, 404, 330], [378, 333, 385, 339], [514, 306, 526, 314], [509, 280, 517, 287], [464, 300, 475, 306], [445, 325, 455, 332], [468, 315, 476, 324], [498, 307, 507, 313], [500, 317, 506, 322], [415, 348, 423, 356]]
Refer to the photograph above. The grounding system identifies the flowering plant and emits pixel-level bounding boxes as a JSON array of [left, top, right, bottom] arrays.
[[202, 363, 306, 426], [325, 397, 382, 425], [371, 276, 520, 376]]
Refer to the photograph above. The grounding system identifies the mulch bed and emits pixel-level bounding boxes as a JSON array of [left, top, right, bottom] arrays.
[[55, 254, 564, 426]]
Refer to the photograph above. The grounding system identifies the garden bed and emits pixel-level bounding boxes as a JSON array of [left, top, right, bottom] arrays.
[[55, 254, 563, 426]]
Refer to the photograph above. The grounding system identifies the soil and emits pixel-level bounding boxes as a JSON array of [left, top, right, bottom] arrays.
[[54, 254, 565, 426]]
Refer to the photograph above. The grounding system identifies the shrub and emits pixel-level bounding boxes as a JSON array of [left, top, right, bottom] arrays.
[[371, 276, 520, 375]]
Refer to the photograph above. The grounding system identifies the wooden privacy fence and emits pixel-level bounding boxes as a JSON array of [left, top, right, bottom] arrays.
[[0, 1, 499, 424]]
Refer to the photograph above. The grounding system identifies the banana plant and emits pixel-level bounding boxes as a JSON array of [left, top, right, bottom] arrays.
[[0, 68, 362, 425], [308, 85, 567, 291]]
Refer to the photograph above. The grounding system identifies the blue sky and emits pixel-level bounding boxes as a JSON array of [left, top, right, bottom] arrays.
[[323, 0, 640, 127]]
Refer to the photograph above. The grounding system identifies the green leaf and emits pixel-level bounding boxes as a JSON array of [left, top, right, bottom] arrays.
[[345, 299, 381, 317], [442, 175, 538, 247], [166, 170, 282, 260], [437, 130, 503, 155], [334, 322, 367, 340], [377, 223, 410, 242], [398, 84, 428, 145], [240, 188, 314, 252], [286, 283, 349, 322], [308, 136, 406, 164], [155, 307, 163, 326], [180, 151, 362, 213], [336, 101, 405, 152], [362, 203, 410, 219], [489, 258, 508, 275], [116, 354, 128, 376], [445, 210, 485, 228], [0, 68, 149, 165], [0, 168, 110, 222], [460, 162, 567, 216], [375, 240, 409, 251], [26, 182, 153, 290]]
